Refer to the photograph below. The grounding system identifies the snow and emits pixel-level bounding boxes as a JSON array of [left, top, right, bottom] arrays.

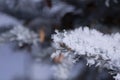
[[52, 26, 120, 80], [0, 25, 39, 46], [10, 25, 39, 44]]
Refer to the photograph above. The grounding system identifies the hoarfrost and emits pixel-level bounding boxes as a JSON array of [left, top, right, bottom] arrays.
[[52, 26, 120, 80], [0, 25, 39, 45]]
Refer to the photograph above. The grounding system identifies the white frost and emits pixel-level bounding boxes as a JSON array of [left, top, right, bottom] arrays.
[[52, 26, 120, 80]]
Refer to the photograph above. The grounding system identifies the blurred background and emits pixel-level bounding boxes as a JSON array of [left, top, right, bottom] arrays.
[[0, 0, 120, 80]]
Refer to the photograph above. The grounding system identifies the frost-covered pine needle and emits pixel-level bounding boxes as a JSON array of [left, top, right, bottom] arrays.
[[0, 25, 39, 45], [51, 26, 120, 80]]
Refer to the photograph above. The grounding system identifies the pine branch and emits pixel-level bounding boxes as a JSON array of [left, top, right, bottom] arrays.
[[51, 26, 120, 80]]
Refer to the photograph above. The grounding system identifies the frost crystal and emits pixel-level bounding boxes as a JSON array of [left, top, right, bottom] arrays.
[[0, 25, 39, 45], [52, 27, 120, 80]]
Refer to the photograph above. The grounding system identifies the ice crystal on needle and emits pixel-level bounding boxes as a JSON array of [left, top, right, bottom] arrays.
[[52, 27, 120, 80]]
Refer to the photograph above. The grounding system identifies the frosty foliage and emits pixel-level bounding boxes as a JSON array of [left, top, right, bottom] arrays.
[[52, 26, 120, 80], [0, 25, 39, 46]]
